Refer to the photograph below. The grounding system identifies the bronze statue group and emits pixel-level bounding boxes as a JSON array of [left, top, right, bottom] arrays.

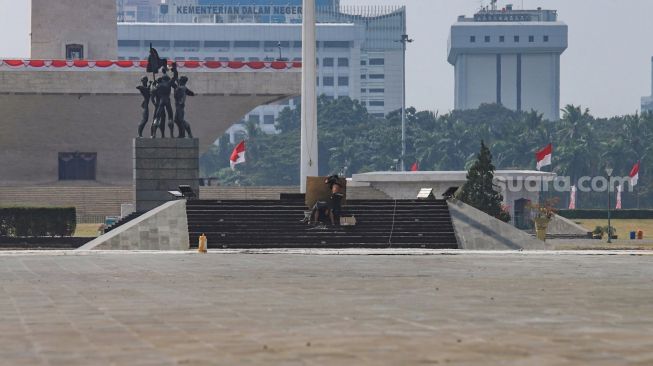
[[138, 47, 195, 139]]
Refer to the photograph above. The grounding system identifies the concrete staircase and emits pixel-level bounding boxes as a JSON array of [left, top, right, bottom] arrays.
[[186, 196, 459, 249]]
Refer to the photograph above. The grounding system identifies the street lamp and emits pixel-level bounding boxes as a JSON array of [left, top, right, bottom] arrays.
[[396, 34, 413, 171], [605, 167, 613, 243]]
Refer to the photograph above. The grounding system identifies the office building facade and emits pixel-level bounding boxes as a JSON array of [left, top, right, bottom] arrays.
[[448, 5, 567, 121], [117, 0, 406, 142]]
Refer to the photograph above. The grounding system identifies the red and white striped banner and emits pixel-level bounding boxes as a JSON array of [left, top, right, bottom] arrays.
[[0, 59, 302, 72]]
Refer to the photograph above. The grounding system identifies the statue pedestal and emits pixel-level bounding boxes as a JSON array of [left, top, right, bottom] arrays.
[[134, 138, 199, 212]]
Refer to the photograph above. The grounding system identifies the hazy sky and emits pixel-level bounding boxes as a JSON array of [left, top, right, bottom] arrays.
[[1, 0, 652, 118]]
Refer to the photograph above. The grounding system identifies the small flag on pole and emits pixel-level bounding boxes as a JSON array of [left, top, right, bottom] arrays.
[[535, 143, 552, 171], [629, 161, 640, 186], [410, 161, 419, 172], [616, 184, 623, 210], [569, 185, 576, 209], [230, 140, 246, 170]]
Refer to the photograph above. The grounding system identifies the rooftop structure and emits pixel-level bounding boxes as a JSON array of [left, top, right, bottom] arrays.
[[448, 4, 567, 121]]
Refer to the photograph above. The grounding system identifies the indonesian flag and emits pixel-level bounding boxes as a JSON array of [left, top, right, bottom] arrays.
[[616, 184, 623, 210], [569, 185, 576, 209], [535, 143, 552, 171], [230, 140, 246, 170], [629, 161, 640, 186], [410, 161, 419, 172]]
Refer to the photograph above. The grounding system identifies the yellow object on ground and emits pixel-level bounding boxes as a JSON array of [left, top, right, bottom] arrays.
[[198, 233, 208, 253]]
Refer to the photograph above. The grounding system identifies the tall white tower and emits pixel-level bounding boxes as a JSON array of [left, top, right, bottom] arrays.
[[300, 0, 319, 193], [448, 6, 567, 121]]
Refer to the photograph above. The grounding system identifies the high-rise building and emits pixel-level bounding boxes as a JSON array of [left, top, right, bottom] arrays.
[[448, 4, 567, 121], [116, 0, 406, 142], [642, 57, 653, 113]]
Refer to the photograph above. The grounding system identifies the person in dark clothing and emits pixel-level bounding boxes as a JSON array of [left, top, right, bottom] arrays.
[[304, 175, 344, 226]]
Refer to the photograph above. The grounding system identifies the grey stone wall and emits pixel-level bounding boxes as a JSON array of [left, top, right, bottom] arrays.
[[135, 138, 199, 212], [448, 199, 553, 250], [78, 200, 189, 251], [0, 71, 298, 186], [31, 0, 117, 60]]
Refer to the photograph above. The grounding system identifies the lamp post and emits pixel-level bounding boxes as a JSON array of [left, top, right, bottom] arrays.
[[397, 34, 413, 171], [605, 167, 613, 243]]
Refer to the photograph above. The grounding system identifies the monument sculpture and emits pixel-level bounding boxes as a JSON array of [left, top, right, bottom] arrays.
[[140, 46, 195, 139], [136, 76, 152, 138], [174, 76, 195, 138]]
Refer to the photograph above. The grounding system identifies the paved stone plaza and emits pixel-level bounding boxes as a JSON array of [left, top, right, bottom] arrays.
[[1, 251, 652, 365]]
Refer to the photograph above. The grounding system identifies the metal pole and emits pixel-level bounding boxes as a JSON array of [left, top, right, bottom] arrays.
[[300, 0, 318, 193], [401, 37, 406, 171], [607, 175, 612, 243], [398, 33, 412, 171]]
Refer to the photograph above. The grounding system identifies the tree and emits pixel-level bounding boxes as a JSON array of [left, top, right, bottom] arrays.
[[456, 141, 510, 222]]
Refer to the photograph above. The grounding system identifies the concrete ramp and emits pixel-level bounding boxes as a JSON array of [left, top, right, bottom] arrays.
[[448, 199, 553, 250], [78, 200, 189, 251]]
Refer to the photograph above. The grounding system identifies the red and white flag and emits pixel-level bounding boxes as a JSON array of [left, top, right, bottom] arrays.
[[629, 161, 640, 186], [535, 143, 552, 171], [569, 185, 576, 209], [616, 184, 623, 210], [230, 140, 246, 170], [410, 161, 419, 172]]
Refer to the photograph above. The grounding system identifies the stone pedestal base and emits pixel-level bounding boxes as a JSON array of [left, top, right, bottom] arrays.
[[134, 138, 199, 212]]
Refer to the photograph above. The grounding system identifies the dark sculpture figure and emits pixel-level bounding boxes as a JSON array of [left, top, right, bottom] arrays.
[[136, 76, 152, 138], [174, 75, 195, 138], [140, 46, 196, 139], [150, 76, 167, 138], [151, 67, 177, 138]]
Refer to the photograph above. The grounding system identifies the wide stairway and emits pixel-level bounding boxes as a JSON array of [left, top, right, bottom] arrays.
[[186, 196, 459, 249]]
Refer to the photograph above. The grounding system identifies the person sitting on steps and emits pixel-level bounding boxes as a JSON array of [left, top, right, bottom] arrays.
[[304, 174, 344, 226]]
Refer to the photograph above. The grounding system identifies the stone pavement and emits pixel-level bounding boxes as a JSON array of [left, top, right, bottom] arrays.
[[0, 251, 652, 365]]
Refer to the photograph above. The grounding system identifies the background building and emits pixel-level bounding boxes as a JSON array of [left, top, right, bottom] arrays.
[[447, 4, 567, 121], [117, 0, 406, 142], [642, 57, 653, 113]]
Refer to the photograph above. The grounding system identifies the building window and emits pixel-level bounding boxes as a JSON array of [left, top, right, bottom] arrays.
[[174, 40, 200, 48], [369, 101, 385, 107], [58, 152, 96, 180], [369, 88, 385, 93], [360, 60, 367, 66], [204, 41, 230, 48], [263, 115, 275, 125], [499, 35, 505, 42], [323, 58, 334, 67], [528, 35, 535, 43], [338, 76, 349, 86], [323, 41, 350, 48], [323, 77, 334, 86], [369, 74, 385, 80], [361, 75, 367, 79], [248, 114, 260, 124], [369, 58, 385, 66], [514, 35, 520, 43], [234, 41, 260, 48], [470, 36, 476, 43], [118, 40, 140, 47], [543, 35, 549, 42], [484, 36, 491, 43], [337, 58, 349, 67], [361, 88, 366, 93], [65, 44, 84, 60], [146, 40, 170, 48]]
